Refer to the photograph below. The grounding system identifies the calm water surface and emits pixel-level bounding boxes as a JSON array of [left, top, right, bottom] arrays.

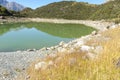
[[0, 22, 95, 52]]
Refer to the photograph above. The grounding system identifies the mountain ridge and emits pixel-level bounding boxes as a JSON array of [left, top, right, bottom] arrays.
[[0, 0, 25, 11], [21, 1, 97, 19], [20, 0, 119, 22]]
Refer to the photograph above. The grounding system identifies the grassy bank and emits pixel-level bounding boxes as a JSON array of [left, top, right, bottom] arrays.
[[25, 27, 120, 80]]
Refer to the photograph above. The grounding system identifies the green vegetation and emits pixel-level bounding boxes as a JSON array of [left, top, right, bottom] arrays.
[[37, 24, 95, 38], [0, 22, 95, 38], [20, 0, 119, 23], [0, 5, 22, 17], [90, 0, 120, 20], [0, 23, 23, 35], [20, 7, 33, 17], [29, 22, 95, 38], [0, 5, 11, 16], [22, 1, 97, 20]]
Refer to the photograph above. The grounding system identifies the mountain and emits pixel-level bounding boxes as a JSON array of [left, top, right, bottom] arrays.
[[20, 7, 33, 17], [22, 0, 119, 22], [90, 0, 120, 20], [6, 2, 25, 11], [0, 0, 25, 11], [0, 5, 12, 16], [0, 0, 8, 6], [24, 1, 97, 20]]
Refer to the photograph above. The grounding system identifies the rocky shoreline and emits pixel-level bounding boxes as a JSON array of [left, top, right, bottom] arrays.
[[0, 18, 120, 80], [0, 18, 115, 30]]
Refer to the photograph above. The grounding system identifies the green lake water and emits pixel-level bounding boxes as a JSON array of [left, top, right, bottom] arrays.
[[0, 22, 95, 52]]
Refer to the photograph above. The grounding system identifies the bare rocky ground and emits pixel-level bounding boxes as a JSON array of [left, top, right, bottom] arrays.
[[0, 18, 115, 31], [0, 51, 44, 80], [0, 18, 120, 80], [28, 18, 115, 31]]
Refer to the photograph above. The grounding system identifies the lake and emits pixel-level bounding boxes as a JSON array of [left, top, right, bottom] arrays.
[[0, 22, 95, 52]]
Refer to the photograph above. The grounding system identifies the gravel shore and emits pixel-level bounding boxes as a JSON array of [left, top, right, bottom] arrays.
[[0, 46, 59, 80], [0, 18, 115, 31], [28, 18, 115, 31], [0, 51, 45, 80]]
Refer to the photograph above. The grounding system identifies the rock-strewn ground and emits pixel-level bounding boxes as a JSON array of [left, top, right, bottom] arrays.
[[0, 51, 45, 80], [0, 18, 115, 31], [28, 18, 115, 31]]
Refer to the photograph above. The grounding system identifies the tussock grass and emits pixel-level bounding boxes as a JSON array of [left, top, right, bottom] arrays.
[[26, 27, 120, 80]]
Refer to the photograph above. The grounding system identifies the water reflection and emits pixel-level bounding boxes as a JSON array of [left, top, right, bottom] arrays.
[[0, 22, 95, 52]]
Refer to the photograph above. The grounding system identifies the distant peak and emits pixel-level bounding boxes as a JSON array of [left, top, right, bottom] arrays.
[[0, 0, 25, 11]]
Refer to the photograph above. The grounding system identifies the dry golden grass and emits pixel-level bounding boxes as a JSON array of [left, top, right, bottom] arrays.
[[26, 27, 120, 80]]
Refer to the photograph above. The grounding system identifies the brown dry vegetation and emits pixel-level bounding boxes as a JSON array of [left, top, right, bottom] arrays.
[[24, 27, 120, 80]]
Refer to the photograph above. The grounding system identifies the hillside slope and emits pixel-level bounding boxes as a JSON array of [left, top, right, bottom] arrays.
[[22, 0, 119, 21], [90, 0, 120, 20], [0, 5, 11, 16], [24, 1, 96, 20]]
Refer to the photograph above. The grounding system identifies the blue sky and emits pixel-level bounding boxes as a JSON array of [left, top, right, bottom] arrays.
[[8, 0, 104, 9]]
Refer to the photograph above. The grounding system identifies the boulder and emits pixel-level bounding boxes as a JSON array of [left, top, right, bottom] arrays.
[[80, 45, 93, 52], [63, 44, 69, 48], [68, 48, 76, 54], [57, 47, 68, 53], [0, 16, 5, 19], [74, 40, 84, 47], [40, 47, 47, 51], [59, 41, 65, 46], [86, 52, 96, 60], [91, 31, 97, 35], [61, 48, 68, 53], [110, 25, 116, 29], [94, 46, 103, 54], [35, 61, 47, 70], [49, 53, 57, 58], [27, 49, 36, 52], [50, 47, 55, 50], [48, 60, 54, 66]]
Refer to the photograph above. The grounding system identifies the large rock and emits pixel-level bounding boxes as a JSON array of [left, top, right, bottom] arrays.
[[74, 40, 84, 47], [86, 52, 96, 60], [68, 48, 76, 54], [59, 41, 65, 46], [80, 45, 94, 52], [94, 46, 103, 54], [48, 61, 54, 66], [35, 61, 47, 70], [57, 47, 68, 53], [49, 53, 57, 58], [91, 31, 98, 35]]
